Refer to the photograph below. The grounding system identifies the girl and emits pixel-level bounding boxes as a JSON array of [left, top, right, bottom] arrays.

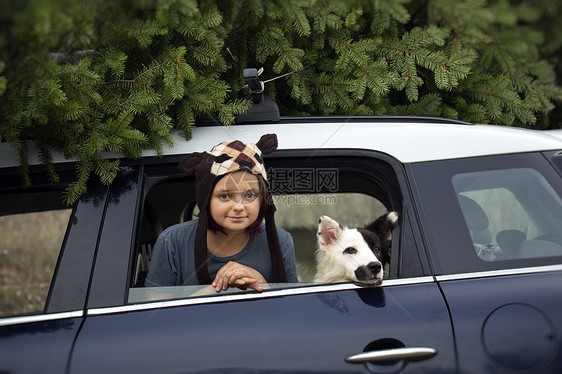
[[145, 134, 298, 292]]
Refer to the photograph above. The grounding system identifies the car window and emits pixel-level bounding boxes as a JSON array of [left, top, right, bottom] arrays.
[[453, 168, 562, 261], [0, 191, 72, 317], [412, 152, 562, 274], [128, 154, 403, 304]]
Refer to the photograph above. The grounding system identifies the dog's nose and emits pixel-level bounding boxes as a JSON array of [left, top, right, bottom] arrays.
[[368, 262, 382, 273]]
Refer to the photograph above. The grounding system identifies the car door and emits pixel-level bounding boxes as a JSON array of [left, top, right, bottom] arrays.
[[0, 167, 106, 373], [69, 152, 457, 374], [410, 152, 562, 373]]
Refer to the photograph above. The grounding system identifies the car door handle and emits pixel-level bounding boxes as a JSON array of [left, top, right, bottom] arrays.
[[345, 347, 437, 363]]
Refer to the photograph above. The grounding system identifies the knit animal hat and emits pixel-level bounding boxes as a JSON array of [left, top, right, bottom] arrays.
[[179, 133, 287, 284]]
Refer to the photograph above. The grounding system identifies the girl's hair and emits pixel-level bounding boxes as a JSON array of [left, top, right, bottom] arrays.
[[207, 172, 268, 234]]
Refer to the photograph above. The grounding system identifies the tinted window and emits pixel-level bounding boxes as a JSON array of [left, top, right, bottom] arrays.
[[411, 152, 562, 274], [453, 168, 562, 261], [0, 191, 71, 316]]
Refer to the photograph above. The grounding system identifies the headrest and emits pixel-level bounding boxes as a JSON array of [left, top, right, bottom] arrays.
[[458, 195, 489, 230]]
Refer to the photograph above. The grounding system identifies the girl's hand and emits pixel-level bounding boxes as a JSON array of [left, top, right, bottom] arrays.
[[212, 261, 266, 293]]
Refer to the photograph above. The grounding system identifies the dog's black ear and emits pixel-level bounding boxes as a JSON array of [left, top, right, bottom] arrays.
[[317, 215, 343, 246], [362, 212, 398, 267], [363, 212, 399, 243]]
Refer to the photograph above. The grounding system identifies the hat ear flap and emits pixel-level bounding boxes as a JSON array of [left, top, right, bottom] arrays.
[[179, 152, 206, 174], [256, 134, 278, 154]]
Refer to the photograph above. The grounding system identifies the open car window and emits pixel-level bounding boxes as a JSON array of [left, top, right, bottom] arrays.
[[128, 153, 403, 304]]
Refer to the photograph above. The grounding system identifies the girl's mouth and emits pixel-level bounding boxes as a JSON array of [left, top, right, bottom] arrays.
[[227, 216, 247, 222]]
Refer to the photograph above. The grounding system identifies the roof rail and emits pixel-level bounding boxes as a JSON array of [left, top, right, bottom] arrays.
[[277, 115, 474, 125], [197, 115, 474, 127]]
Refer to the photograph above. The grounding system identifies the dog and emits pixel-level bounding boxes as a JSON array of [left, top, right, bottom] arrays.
[[313, 212, 398, 285]]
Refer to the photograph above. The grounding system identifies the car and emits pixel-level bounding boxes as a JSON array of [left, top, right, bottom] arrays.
[[1, 112, 562, 373]]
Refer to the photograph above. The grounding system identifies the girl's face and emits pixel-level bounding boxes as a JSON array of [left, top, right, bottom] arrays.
[[209, 171, 261, 235]]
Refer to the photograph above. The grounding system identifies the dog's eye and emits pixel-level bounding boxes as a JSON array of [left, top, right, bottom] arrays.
[[343, 247, 357, 255]]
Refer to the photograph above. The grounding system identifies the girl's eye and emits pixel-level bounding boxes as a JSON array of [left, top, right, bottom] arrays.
[[242, 191, 258, 203], [218, 193, 230, 201], [343, 247, 358, 255]]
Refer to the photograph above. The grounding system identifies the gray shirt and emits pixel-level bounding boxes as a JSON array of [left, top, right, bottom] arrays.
[[145, 219, 298, 286]]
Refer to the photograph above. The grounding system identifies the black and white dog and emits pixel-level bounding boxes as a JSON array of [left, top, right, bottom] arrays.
[[314, 212, 398, 285]]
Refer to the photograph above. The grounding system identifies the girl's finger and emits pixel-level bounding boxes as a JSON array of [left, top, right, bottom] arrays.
[[227, 269, 249, 284], [212, 262, 237, 288]]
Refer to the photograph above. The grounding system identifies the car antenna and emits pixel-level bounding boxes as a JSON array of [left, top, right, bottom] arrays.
[[235, 67, 280, 124]]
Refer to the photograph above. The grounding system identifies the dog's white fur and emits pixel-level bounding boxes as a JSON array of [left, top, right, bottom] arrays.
[[314, 215, 384, 285]]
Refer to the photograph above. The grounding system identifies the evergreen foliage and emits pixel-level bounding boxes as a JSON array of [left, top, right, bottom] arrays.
[[0, 0, 561, 204]]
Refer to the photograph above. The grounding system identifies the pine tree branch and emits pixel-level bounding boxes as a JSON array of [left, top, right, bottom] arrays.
[[285, 0, 311, 37], [380, 43, 470, 79]]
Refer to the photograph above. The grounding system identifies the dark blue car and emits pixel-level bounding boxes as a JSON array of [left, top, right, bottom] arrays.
[[1, 117, 562, 373]]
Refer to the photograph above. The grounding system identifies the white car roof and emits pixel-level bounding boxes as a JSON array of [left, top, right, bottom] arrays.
[[146, 120, 562, 163], [545, 129, 562, 141], [1, 119, 561, 168]]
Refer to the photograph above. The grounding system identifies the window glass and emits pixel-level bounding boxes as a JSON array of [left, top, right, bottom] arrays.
[[453, 168, 562, 262], [0, 196, 71, 316], [411, 153, 562, 275], [460, 188, 539, 239]]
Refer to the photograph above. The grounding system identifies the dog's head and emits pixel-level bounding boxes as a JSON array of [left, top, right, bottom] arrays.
[[357, 211, 399, 269], [315, 215, 385, 285]]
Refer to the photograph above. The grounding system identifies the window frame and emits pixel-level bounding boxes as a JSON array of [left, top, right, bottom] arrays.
[[85, 149, 431, 310]]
